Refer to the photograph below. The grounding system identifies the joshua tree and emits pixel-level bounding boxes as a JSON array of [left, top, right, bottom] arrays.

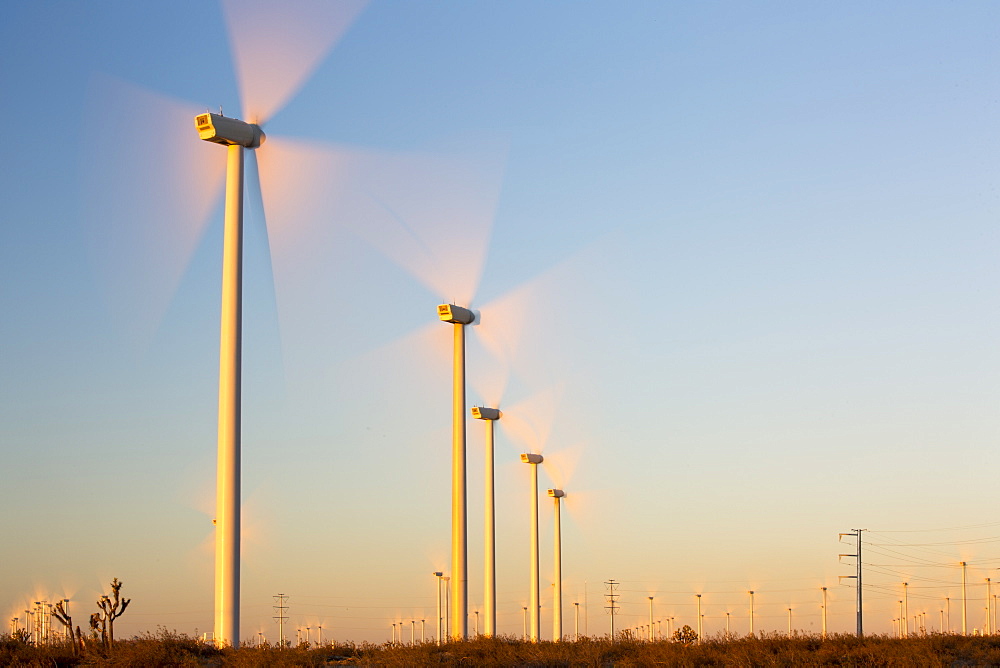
[[90, 613, 105, 645], [671, 624, 698, 645], [51, 600, 83, 655], [93, 578, 131, 646]]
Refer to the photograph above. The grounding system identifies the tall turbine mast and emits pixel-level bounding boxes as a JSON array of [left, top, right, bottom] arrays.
[[548, 488, 566, 641], [195, 112, 265, 647], [471, 406, 502, 636], [438, 304, 475, 640], [521, 452, 544, 641]]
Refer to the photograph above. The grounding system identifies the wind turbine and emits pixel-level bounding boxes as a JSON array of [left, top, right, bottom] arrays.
[[521, 452, 544, 642], [193, 111, 262, 648], [548, 488, 565, 641], [187, 1, 365, 647], [437, 303, 476, 640], [471, 405, 502, 637]]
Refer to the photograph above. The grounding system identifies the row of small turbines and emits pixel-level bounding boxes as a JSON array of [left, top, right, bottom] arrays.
[[432, 303, 568, 644]]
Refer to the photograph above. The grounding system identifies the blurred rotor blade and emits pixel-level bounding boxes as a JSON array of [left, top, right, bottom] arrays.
[[81, 74, 225, 350], [541, 445, 582, 489], [243, 149, 286, 398], [346, 140, 509, 307], [254, 136, 361, 388], [467, 333, 510, 410], [473, 242, 605, 392], [496, 382, 566, 454], [221, 0, 368, 123]]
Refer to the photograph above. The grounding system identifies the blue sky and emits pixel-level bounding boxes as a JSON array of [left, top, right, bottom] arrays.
[[2, 0, 998, 642]]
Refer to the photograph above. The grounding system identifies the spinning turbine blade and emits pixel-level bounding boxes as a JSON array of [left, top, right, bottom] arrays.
[[242, 149, 286, 394], [542, 446, 582, 490], [81, 75, 225, 349], [254, 138, 361, 387], [497, 382, 566, 455], [347, 142, 508, 307], [473, 240, 612, 391], [222, 0, 368, 123], [346, 320, 450, 409], [467, 334, 510, 409]]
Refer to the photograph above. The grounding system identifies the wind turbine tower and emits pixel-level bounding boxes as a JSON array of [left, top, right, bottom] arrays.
[[195, 112, 265, 647], [438, 303, 476, 640], [549, 488, 566, 641], [521, 452, 544, 641], [471, 406, 502, 636]]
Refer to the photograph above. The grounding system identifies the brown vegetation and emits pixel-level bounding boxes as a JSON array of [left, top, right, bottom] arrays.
[[3, 631, 1000, 667]]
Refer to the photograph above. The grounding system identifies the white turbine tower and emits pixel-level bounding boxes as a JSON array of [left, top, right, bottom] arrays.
[[521, 452, 543, 642], [471, 405, 502, 637], [438, 303, 476, 640], [194, 112, 263, 647], [548, 488, 565, 641]]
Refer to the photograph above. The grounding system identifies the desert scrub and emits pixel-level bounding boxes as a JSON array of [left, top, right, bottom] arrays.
[[2, 631, 1000, 666]]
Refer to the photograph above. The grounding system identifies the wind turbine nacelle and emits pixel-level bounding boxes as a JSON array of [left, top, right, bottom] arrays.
[[471, 406, 501, 421], [195, 113, 265, 148], [437, 303, 475, 325], [547, 489, 565, 498], [520, 453, 543, 464]]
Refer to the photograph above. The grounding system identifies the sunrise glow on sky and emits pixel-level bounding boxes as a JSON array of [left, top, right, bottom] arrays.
[[2, 0, 998, 643]]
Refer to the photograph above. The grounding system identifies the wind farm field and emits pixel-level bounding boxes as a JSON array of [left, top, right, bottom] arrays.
[[4, 0, 1000, 656], [4, 633, 1000, 667]]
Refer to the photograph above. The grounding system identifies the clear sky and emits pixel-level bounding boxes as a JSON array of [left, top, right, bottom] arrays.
[[2, 0, 998, 643]]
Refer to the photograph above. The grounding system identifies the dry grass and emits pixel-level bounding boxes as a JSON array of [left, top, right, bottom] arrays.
[[4, 630, 1000, 667]]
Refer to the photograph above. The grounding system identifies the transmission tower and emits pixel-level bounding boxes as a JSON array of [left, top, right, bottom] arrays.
[[273, 594, 289, 648], [605, 580, 620, 640], [839, 529, 866, 637]]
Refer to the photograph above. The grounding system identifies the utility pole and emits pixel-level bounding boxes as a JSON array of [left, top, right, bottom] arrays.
[[961, 561, 968, 636], [605, 580, 620, 641], [839, 529, 865, 637], [433, 572, 444, 645], [273, 594, 288, 648], [821, 587, 828, 639], [696, 594, 702, 642], [903, 583, 909, 637], [986, 579, 992, 635]]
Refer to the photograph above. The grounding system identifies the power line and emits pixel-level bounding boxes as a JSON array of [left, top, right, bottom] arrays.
[[273, 594, 288, 648], [870, 521, 1000, 533], [604, 580, 620, 640], [839, 529, 865, 637]]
